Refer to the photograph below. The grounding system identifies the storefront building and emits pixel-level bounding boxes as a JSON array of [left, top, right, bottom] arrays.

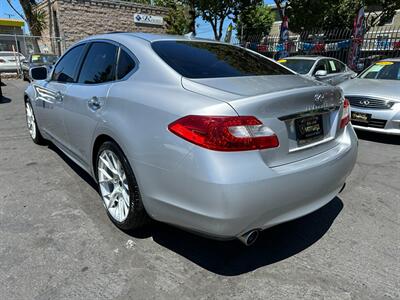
[[0, 18, 25, 52], [35, 0, 168, 54]]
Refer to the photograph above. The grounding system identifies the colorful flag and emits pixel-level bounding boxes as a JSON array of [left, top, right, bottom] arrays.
[[277, 15, 289, 59], [224, 23, 233, 43], [348, 7, 365, 70]]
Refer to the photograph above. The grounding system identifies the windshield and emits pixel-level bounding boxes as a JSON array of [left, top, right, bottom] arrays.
[[151, 41, 292, 79], [277, 59, 315, 74], [30, 54, 58, 64], [359, 61, 400, 80]]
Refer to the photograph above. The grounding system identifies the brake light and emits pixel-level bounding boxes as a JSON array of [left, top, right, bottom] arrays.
[[168, 115, 279, 151], [340, 98, 350, 129]]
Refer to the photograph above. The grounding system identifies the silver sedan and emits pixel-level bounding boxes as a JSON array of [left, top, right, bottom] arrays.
[[25, 33, 357, 245], [278, 56, 356, 85], [339, 59, 400, 135]]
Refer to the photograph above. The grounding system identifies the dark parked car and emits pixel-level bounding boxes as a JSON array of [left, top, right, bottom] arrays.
[[22, 53, 58, 81]]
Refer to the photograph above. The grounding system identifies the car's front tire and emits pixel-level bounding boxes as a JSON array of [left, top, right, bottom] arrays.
[[96, 141, 149, 230], [25, 101, 45, 145]]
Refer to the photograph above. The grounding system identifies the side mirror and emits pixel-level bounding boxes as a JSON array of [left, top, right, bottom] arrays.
[[315, 70, 328, 77], [30, 66, 48, 81], [350, 73, 358, 79]]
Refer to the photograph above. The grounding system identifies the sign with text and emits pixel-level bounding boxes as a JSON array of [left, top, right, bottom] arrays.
[[133, 13, 163, 26]]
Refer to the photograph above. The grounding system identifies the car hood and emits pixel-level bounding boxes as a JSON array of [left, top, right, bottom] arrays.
[[182, 75, 323, 100], [339, 78, 400, 102]]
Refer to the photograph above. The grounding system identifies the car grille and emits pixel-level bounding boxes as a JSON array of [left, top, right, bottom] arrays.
[[352, 118, 387, 128], [347, 96, 394, 109]]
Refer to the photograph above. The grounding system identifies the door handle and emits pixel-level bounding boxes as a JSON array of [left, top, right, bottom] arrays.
[[88, 96, 102, 111]]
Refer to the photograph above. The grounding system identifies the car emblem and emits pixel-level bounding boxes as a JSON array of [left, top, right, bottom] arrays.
[[360, 99, 370, 106], [314, 93, 325, 106]]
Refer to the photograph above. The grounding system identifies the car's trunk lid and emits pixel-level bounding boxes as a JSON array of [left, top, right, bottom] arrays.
[[182, 75, 344, 167]]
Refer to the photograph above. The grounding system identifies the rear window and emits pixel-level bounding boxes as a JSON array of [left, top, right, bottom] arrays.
[[278, 59, 315, 74], [151, 41, 292, 79]]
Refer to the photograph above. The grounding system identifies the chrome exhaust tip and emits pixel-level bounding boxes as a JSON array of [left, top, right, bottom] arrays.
[[238, 229, 260, 246]]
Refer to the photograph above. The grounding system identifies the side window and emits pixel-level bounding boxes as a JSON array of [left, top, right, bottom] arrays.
[[117, 49, 136, 79], [334, 60, 346, 72], [314, 60, 329, 74], [52, 44, 85, 83], [78, 42, 118, 84], [328, 60, 338, 73]]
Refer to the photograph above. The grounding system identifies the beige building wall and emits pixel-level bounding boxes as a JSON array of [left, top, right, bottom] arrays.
[[36, 0, 168, 53]]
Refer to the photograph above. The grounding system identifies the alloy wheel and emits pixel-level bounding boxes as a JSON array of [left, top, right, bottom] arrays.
[[97, 150, 130, 222], [25, 102, 36, 140]]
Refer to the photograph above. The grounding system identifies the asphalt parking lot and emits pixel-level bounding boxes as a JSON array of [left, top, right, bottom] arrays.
[[0, 79, 399, 300]]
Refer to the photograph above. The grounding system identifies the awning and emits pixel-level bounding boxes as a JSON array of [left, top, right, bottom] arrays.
[[0, 19, 25, 27]]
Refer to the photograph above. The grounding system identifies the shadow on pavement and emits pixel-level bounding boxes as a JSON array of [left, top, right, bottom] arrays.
[[129, 197, 343, 276], [355, 129, 400, 145], [0, 96, 11, 104], [47, 143, 98, 191], [46, 141, 343, 276]]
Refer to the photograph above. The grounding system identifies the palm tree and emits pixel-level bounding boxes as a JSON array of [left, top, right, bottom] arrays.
[[7, 0, 46, 52]]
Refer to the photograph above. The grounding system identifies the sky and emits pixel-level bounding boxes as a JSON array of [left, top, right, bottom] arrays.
[[0, 0, 276, 38]]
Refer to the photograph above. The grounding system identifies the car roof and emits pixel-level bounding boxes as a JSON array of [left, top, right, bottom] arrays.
[[83, 32, 219, 43], [284, 56, 333, 61], [379, 57, 400, 62], [0, 51, 23, 55]]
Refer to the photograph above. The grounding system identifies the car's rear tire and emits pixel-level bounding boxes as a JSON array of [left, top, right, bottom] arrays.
[[25, 101, 45, 145], [96, 141, 149, 230]]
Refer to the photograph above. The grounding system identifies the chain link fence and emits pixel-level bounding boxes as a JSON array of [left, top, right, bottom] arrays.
[[0, 34, 66, 77], [231, 26, 400, 72]]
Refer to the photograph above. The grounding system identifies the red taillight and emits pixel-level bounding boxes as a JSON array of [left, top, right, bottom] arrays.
[[168, 115, 279, 151], [340, 98, 350, 129]]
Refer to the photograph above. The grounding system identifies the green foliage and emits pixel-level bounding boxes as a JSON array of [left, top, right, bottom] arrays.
[[195, 0, 236, 40], [195, 0, 262, 40], [30, 9, 46, 35], [282, 0, 399, 32], [236, 3, 274, 41], [155, 0, 191, 34]]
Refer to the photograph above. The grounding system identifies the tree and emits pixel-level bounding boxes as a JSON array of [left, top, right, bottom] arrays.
[[235, 3, 274, 42], [343, 0, 399, 31], [195, 0, 261, 40], [195, 0, 236, 40], [276, 0, 399, 33], [7, 0, 45, 52], [273, 0, 288, 20], [185, 0, 197, 35], [155, 0, 191, 35]]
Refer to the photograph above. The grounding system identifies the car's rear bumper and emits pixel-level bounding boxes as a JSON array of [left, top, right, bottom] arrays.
[[351, 106, 400, 135], [137, 126, 358, 239]]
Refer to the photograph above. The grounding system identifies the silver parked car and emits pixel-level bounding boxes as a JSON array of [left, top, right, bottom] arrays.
[[278, 56, 356, 85], [25, 33, 357, 245], [339, 59, 400, 135], [0, 51, 25, 73]]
